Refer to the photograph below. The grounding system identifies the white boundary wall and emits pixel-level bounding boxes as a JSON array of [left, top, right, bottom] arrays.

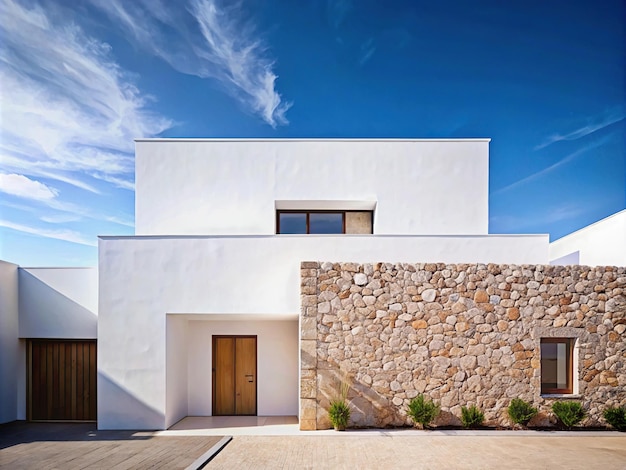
[[18, 268, 98, 339], [550, 210, 626, 266], [0, 261, 19, 424]]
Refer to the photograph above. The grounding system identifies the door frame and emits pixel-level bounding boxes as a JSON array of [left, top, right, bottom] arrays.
[[212, 335, 258, 416]]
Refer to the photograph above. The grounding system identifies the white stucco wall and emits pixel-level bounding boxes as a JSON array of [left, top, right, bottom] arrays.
[[98, 234, 547, 429], [0, 261, 19, 424], [186, 319, 298, 417], [135, 139, 490, 236], [19, 268, 98, 339], [550, 210, 626, 266], [165, 315, 188, 428]]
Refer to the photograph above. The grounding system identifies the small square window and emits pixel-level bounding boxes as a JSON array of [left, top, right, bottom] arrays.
[[541, 338, 574, 394]]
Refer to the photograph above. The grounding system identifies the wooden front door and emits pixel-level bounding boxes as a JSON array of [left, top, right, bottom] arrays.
[[212, 336, 257, 415], [27, 339, 97, 421]]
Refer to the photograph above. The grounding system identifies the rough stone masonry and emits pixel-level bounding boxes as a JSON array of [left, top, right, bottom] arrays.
[[299, 262, 626, 430]]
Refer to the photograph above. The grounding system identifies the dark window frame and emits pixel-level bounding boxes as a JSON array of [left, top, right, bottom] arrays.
[[276, 210, 345, 234], [540, 338, 574, 394], [276, 210, 374, 234]]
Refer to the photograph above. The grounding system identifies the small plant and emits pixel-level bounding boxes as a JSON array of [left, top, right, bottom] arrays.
[[407, 394, 440, 429], [552, 401, 585, 428], [328, 399, 350, 431], [328, 378, 351, 430], [603, 406, 626, 431], [461, 405, 485, 428], [507, 398, 538, 426]]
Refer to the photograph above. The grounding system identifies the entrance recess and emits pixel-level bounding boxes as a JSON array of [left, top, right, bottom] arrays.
[[27, 339, 97, 421], [212, 336, 257, 415]]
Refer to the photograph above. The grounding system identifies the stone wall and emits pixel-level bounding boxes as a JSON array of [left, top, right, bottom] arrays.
[[300, 262, 626, 430]]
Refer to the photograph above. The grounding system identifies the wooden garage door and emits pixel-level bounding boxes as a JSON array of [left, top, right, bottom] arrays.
[[28, 340, 97, 421]]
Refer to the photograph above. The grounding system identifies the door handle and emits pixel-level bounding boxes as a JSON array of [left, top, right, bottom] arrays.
[[245, 374, 254, 383]]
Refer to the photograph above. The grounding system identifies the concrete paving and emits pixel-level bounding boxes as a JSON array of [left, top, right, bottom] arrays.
[[161, 417, 626, 469], [2, 419, 625, 469], [0, 422, 223, 470], [208, 434, 626, 469]]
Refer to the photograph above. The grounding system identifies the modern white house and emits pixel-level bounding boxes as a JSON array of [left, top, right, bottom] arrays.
[[1, 139, 623, 430], [97, 139, 551, 430]]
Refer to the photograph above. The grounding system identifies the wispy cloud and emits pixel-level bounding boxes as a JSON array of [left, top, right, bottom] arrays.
[[359, 38, 376, 66], [0, 192, 134, 229], [327, 0, 352, 29], [0, 219, 97, 247], [535, 108, 625, 150], [92, 0, 291, 127], [0, 0, 171, 194], [0, 173, 59, 201], [492, 137, 609, 196], [40, 214, 82, 224], [490, 203, 588, 233]]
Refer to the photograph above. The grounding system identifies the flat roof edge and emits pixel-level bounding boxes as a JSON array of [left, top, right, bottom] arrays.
[[134, 138, 492, 143], [98, 233, 547, 240]]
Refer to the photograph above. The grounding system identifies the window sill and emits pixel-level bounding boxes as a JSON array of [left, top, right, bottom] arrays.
[[540, 394, 581, 399]]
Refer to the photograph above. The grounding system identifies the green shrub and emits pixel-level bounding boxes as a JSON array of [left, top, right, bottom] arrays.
[[328, 399, 351, 430], [507, 398, 538, 426], [461, 405, 485, 428], [552, 401, 585, 428], [407, 394, 440, 429], [328, 378, 351, 430], [603, 406, 626, 431]]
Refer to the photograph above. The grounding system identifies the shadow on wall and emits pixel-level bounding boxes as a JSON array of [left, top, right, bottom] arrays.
[[97, 372, 165, 431], [316, 366, 408, 428], [317, 366, 466, 429], [19, 271, 96, 338]]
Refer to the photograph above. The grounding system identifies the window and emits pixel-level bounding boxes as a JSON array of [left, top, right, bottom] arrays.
[[541, 338, 574, 394], [276, 211, 372, 234]]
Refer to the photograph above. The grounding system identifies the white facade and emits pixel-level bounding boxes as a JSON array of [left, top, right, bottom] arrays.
[[135, 139, 490, 236], [550, 210, 626, 266], [99, 235, 548, 430], [98, 139, 551, 430]]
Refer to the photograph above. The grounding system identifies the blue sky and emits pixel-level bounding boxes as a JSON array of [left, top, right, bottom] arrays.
[[0, 0, 624, 266]]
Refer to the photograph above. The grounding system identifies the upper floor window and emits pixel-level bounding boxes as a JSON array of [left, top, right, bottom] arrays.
[[276, 211, 372, 234], [541, 338, 574, 394]]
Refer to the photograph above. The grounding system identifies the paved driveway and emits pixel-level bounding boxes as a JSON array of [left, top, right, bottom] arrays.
[[2, 421, 625, 469], [208, 433, 626, 469], [0, 422, 222, 470]]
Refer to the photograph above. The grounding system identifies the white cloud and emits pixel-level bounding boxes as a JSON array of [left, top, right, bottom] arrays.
[[89, 173, 134, 191], [0, 195, 133, 229], [0, 219, 97, 246], [92, 0, 291, 127], [40, 214, 82, 224], [0, 0, 172, 192], [535, 109, 625, 150], [0, 173, 59, 201]]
